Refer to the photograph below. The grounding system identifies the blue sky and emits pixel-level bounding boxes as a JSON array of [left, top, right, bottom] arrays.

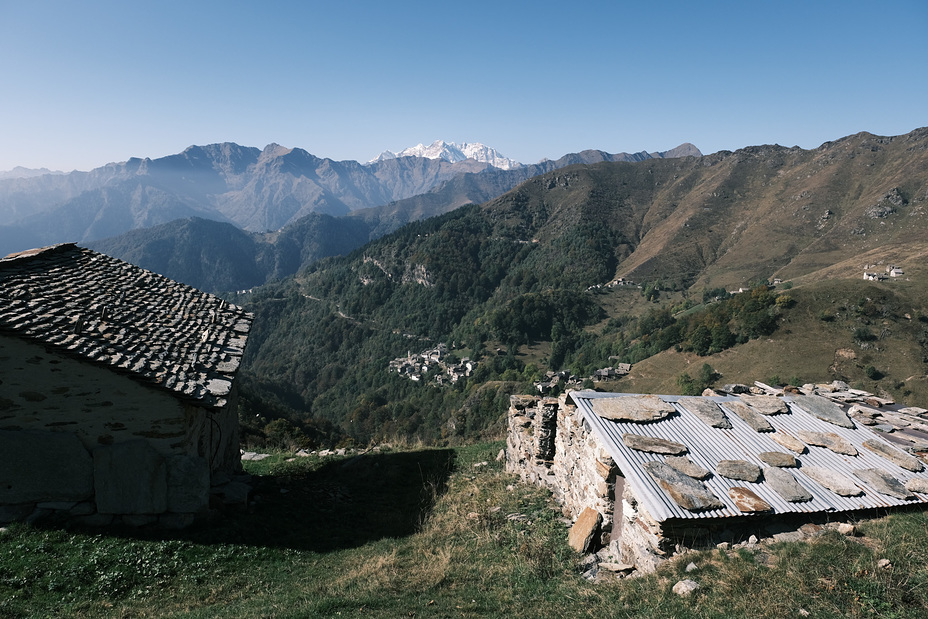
[[1, 0, 925, 171]]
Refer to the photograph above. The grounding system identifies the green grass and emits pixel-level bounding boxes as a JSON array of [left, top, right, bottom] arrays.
[[2, 442, 928, 617]]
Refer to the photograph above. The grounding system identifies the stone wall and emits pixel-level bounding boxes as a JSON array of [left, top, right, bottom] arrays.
[[0, 335, 244, 527], [506, 394, 619, 549]]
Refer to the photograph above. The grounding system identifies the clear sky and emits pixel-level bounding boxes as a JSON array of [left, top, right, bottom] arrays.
[[1, 0, 926, 172]]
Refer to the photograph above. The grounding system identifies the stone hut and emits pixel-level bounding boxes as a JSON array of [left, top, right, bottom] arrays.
[[507, 389, 928, 573], [0, 244, 253, 528]]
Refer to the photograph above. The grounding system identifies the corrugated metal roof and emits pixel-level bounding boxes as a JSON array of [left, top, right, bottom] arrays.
[[570, 391, 928, 523]]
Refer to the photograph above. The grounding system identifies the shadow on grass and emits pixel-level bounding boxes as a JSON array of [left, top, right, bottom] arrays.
[[78, 448, 457, 553]]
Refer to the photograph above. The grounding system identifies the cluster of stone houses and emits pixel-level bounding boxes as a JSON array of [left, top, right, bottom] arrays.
[[388, 344, 475, 385], [507, 380, 928, 575], [534, 364, 631, 395], [863, 264, 905, 280], [0, 244, 253, 529]]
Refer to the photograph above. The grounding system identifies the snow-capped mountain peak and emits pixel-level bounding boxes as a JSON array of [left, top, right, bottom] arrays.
[[369, 140, 522, 170]]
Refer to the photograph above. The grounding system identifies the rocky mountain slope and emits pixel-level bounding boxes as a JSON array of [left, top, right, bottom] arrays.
[[235, 127, 928, 444], [0, 141, 699, 257]]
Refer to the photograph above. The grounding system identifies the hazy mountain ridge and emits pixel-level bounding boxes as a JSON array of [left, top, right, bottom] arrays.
[[0, 140, 699, 257]]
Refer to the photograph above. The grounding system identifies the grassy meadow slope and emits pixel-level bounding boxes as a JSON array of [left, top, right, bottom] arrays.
[[2, 443, 927, 618]]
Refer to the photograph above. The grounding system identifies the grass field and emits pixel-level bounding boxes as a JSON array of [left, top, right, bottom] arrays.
[[2, 442, 928, 618]]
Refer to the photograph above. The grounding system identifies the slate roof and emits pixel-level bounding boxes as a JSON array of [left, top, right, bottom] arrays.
[[0, 243, 252, 409], [569, 390, 928, 523]]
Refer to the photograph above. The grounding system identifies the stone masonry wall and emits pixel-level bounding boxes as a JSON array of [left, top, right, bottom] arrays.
[[506, 394, 619, 549], [0, 336, 244, 528]]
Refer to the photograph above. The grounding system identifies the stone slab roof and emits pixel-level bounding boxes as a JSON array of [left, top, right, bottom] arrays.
[[0, 243, 253, 409], [569, 390, 928, 522]]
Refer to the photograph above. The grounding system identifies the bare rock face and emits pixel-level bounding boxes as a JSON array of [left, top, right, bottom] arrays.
[[594, 395, 676, 423], [679, 397, 732, 429], [739, 395, 788, 415], [568, 507, 602, 553], [728, 487, 772, 512], [716, 460, 762, 482], [643, 461, 724, 511], [770, 433, 808, 454], [758, 451, 797, 468], [790, 395, 855, 428], [854, 469, 913, 500], [802, 466, 863, 496], [763, 466, 813, 502], [725, 400, 774, 432], [665, 455, 712, 480], [796, 431, 858, 456], [862, 439, 924, 472], [623, 434, 688, 456]]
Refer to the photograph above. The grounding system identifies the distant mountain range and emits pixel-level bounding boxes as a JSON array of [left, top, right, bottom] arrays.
[[369, 140, 524, 170], [0, 140, 700, 260]]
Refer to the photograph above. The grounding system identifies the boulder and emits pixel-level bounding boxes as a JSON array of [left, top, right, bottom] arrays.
[[904, 478, 928, 494]]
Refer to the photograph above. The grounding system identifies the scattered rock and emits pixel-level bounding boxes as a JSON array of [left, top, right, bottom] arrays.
[[623, 434, 688, 455], [725, 401, 774, 432], [834, 522, 856, 536], [878, 558, 892, 569], [862, 439, 924, 472], [240, 452, 271, 461], [685, 561, 698, 572], [799, 608, 810, 617], [643, 461, 724, 511], [853, 469, 913, 500], [904, 478, 928, 494], [764, 466, 813, 502], [728, 487, 772, 512], [802, 466, 862, 496], [473, 461, 488, 468], [568, 507, 602, 553], [679, 397, 732, 429], [716, 542, 731, 550], [665, 456, 712, 480], [796, 431, 857, 456], [769, 432, 807, 453], [772, 530, 805, 543], [673, 579, 700, 596], [739, 395, 788, 415], [789, 395, 855, 428], [594, 395, 676, 423], [599, 562, 635, 573], [496, 449, 505, 462], [716, 460, 762, 482], [758, 451, 797, 468]]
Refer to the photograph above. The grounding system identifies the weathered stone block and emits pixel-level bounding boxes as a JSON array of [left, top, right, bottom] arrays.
[[0, 429, 94, 504], [94, 440, 167, 514], [568, 507, 602, 552], [167, 454, 209, 513]]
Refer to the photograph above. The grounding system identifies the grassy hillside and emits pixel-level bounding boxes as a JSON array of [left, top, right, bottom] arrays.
[[3, 442, 927, 618]]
